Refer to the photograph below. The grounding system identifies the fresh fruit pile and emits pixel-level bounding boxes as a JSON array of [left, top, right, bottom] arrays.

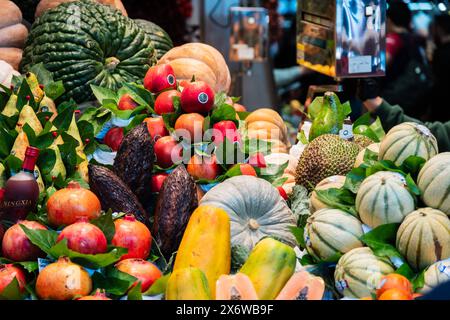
[[0, 0, 449, 301]]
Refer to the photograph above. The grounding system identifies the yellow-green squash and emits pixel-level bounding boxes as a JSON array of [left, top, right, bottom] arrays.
[[396, 208, 450, 271], [240, 238, 296, 300], [173, 205, 231, 299], [165, 267, 211, 300]]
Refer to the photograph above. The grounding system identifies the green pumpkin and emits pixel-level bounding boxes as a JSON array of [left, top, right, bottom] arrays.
[[21, 0, 156, 103], [134, 19, 173, 60]]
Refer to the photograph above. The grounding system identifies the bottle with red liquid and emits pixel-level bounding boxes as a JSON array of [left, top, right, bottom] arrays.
[[0, 146, 40, 223]]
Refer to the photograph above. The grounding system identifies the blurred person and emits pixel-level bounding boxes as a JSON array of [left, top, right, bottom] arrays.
[[380, 0, 432, 119]]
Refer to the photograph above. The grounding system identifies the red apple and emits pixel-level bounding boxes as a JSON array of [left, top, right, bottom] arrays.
[[248, 152, 267, 168], [118, 94, 138, 110], [104, 127, 124, 152], [143, 64, 177, 93], [277, 186, 288, 200], [154, 136, 183, 168], [180, 81, 215, 114], [211, 120, 240, 145], [143, 117, 169, 142], [150, 173, 168, 193], [187, 154, 221, 180], [174, 113, 205, 143], [239, 164, 257, 177], [154, 90, 181, 115]]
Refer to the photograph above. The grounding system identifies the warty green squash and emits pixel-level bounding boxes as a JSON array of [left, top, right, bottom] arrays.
[[134, 19, 173, 61]]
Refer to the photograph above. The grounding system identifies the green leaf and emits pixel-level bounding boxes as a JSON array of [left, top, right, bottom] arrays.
[[300, 253, 316, 266], [214, 92, 228, 107], [315, 188, 358, 216], [215, 137, 245, 167], [307, 96, 323, 120], [90, 211, 116, 243], [53, 101, 76, 131], [124, 114, 148, 135], [242, 138, 272, 155], [237, 111, 250, 120], [343, 167, 367, 193], [353, 112, 372, 129], [289, 185, 310, 223], [103, 101, 146, 120], [0, 277, 25, 300], [297, 131, 308, 145], [119, 83, 154, 110], [289, 226, 306, 248], [257, 162, 289, 184], [92, 268, 137, 296], [44, 81, 65, 101], [143, 273, 171, 296], [405, 173, 421, 196], [400, 156, 426, 177], [59, 132, 81, 176], [210, 104, 238, 127], [360, 223, 400, 245], [0, 127, 17, 158], [29, 63, 53, 86], [90, 85, 118, 104], [412, 269, 426, 292], [22, 123, 37, 146], [395, 263, 416, 281], [127, 283, 143, 300], [16, 81, 36, 111], [4, 155, 22, 174], [19, 224, 58, 254]]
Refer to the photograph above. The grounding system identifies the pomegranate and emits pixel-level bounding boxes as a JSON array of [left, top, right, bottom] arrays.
[[143, 64, 177, 93], [118, 94, 138, 110], [180, 81, 215, 114], [239, 164, 257, 177], [2, 220, 47, 262], [104, 127, 124, 152], [211, 120, 240, 145], [187, 154, 221, 181], [47, 181, 102, 227], [154, 90, 181, 115], [36, 257, 92, 300], [143, 117, 169, 142], [57, 217, 107, 254], [248, 152, 267, 168], [0, 264, 26, 295], [154, 136, 183, 168], [174, 113, 205, 143], [150, 173, 168, 193], [115, 259, 162, 292], [78, 289, 111, 300], [112, 214, 152, 260]]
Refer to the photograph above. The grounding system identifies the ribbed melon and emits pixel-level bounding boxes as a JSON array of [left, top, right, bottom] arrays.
[[305, 208, 364, 261], [356, 171, 415, 228], [396, 208, 450, 271], [309, 175, 346, 213], [334, 247, 395, 298], [419, 259, 450, 293], [417, 153, 450, 215], [354, 143, 380, 168], [379, 122, 438, 166], [276, 271, 325, 300]]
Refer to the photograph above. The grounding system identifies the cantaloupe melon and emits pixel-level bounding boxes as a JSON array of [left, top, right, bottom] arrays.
[[334, 247, 395, 298], [305, 208, 364, 261], [379, 122, 438, 166], [309, 175, 346, 213], [417, 153, 450, 215], [419, 259, 450, 294], [396, 208, 450, 271], [356, 171, 415, 228], [276, 271, 325, 300], [354, 143, 380, 168], [216, 273, 258, 300]]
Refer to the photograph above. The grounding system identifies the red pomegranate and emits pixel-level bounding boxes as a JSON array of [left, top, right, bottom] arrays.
[[154, 136, 183, 168], [187, 154, 221, 181], [115, 259, 162, 292], [211, 120, 240, 145], [112, 214, 152, 260], [104, 127, 124, 152], [46, 181, 102, 227], [150, 173, 168, 193], [154, 90, 181, 115], [36, 257, 92, 300], [144, 64, 177, 93], [0, 264, 26, 295], [57, 217, 107, 254], [2, 220, 47, 262], [180, 81, 215, 114], [143, 117, 169, 142], [78, 289, 111, 300]]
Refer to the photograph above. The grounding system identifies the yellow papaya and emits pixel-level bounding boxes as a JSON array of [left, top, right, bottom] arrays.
[[173, 205, 231, 298], [165, 267, 211, 300], [240, 238, 296, 300]]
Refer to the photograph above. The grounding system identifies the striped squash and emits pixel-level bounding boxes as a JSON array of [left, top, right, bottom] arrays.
[[356, 171, 415, 228], [305, 208, 364, 261], [417, 153, 450, 215], [134, 19, 173, 60], [419, 259, 450, 294], [379, 122, 438, 166], [309, 175, 346, 213], [334, 247, 395, 298], [396, 208, 450, 271]]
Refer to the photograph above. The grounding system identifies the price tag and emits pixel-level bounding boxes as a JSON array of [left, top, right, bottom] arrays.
[[349, 56, 372, 74], [339, 123, 354, 140]]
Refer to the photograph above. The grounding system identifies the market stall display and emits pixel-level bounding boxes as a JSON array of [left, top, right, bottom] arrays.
[[0, 0, 449, 301]]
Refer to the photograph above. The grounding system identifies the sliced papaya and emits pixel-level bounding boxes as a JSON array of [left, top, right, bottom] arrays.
[[216, 273, 258, 300], [276, 271, 325, 300]]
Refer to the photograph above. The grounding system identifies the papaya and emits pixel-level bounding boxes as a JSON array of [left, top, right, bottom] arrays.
[[240, 238, 296, 300], [173, 205, 231, 298], [165, 267, 211, 300], [216, 273, 258, 300], [276, 271, 325, 300]]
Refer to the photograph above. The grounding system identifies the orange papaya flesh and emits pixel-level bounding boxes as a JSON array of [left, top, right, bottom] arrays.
[[216, 273, 259, 300], [276, 271, 325, 300]]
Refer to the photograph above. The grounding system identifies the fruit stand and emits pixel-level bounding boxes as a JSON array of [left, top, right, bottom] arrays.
[[0, 0, 449, 302]]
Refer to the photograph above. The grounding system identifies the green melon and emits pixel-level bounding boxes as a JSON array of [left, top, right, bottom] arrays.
[[396, 208, 450, 271], [305, 208, 364, 261], [334, 247, 395, 298], [134, 19, 173, 61], [21, 0, 156, 103], [379, 122, 438, 166], [417, 152, 450, 215], [356, 171, 415, 228], [419, 259, 450, 294]]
